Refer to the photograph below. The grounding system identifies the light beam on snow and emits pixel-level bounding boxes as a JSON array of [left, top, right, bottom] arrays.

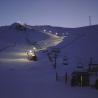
[[13, 53, 27, 57], [33, 32, 65, 51], [0, 58, 29, 63]]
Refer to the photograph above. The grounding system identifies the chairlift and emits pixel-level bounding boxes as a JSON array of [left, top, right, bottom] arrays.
[[63, 56, 68, 65]]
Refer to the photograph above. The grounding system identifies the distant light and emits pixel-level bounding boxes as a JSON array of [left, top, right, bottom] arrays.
[[49, 30, 52, 33], [43, 29, 46, 32], [56, 33, 58, 35], [62, 32, 68, 37], [33, 47, 36, 50]]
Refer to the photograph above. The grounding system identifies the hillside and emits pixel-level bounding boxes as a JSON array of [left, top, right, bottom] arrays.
[[0, 23, 49, 45], [0, 23, 98, 98], [33, 24, 98, 74]]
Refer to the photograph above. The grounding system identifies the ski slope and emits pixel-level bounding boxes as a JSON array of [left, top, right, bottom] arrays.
[[0, 23, 64, 63], [0, 23, 98, 98]]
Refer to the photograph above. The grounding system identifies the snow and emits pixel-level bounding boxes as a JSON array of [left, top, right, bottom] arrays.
[[0, 54, 98, 98], [0, 23, 98, 98], [0, 53, 98, 98]]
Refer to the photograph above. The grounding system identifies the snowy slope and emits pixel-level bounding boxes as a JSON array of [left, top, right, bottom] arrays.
[[0, 23, 65, 52], [0, 23, 49, 47], [0, 51, 98, 98], [0, 24, 98, 98], [34, 25, 98, 72], [60, 25, 98, 72]]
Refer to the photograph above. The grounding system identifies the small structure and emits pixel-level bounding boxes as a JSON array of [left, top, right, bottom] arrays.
[[88, 57, 98, 75], [88, 64, 98, 75], [88, 63, 98, 88], [71, 71, 90, 87]]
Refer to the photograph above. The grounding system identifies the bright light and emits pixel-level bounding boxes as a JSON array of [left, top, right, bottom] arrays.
[[29, 50, 32, 53], [33, 47, 36, 50], [30, 52, 35, 56], [27, 50, 35, 56]]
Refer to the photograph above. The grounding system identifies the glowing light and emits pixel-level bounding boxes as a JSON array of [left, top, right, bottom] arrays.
[[14, 53, 27, 56], [33, 47, 36, 50], [27, 50, 35, 56], [56, 33, 58, 35], [43, 29, 46, 32], [0, 58, 29, 63], [29, 50, 32, 53]]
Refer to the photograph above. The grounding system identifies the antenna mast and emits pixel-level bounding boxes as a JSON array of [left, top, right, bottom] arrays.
[[89, 16, 92, 26]]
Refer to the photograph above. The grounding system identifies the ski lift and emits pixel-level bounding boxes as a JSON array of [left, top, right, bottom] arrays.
[[26, 50, 37, 61], [63, 56, 68, 65]]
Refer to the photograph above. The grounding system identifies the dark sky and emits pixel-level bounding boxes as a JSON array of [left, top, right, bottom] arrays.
[[0, 0, 98, 27]]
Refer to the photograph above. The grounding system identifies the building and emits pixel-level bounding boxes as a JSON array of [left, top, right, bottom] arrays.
[[71, 71, 90, 87]]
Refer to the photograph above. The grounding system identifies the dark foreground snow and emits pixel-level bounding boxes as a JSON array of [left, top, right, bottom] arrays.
[[0, 53, 98, 98]]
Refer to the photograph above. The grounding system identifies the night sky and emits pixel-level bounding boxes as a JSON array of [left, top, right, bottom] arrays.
[[0, 0, 98, 27]]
